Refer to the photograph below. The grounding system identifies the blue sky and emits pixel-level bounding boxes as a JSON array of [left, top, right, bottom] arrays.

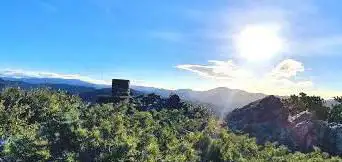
[[1, 0, 342, 97]]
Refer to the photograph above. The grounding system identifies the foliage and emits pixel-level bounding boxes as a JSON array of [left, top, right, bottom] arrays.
[[0, 88, 341, 161], [328, 97, 342, 123], [283, 93, 342, 123], [283, 92, 330, 120], [334, 97, 342, 104]]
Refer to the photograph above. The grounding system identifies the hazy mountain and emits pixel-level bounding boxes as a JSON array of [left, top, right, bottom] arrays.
[[131, 85, 174, 97], [0, 78, 96, 94], [0, 70, 110, 88], [79, 88, 144, 102], [1, 77, 107, 89], [3, 76, 337, 116], [0, 77, 143, 102], [132, 86, 267, 114], [1, 76, 267, 114]]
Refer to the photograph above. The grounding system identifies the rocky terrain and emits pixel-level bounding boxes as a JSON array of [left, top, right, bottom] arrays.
[[226, 95, 342, 155]]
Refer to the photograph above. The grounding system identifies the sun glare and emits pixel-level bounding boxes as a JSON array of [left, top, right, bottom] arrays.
[[234, 24, 284, 62]]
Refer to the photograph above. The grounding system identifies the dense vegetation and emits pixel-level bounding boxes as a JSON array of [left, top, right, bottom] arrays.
[[283, 92, 342, 123], [329, 96, 342, 123], [283, 92, 330, 120], [0, 88, 341, 161]]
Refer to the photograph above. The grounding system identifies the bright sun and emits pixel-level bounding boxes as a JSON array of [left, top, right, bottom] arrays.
[[234, 24, 284, 62]]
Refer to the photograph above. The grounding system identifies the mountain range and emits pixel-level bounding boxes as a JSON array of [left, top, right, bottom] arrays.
[[0, 77, 106, 89], [131, 85, 266, 115], [0, 76, 268, 114]]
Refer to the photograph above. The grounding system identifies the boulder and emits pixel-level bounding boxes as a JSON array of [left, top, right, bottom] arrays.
[[226, 95, 342, 155], [226, 96, 295, 147], [227, 95, 288, 130], [317, 122, 342, 155], [289, 111, 313, 124]]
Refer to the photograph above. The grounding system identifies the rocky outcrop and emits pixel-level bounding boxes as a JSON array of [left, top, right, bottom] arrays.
[[226, 95, 342, 155]]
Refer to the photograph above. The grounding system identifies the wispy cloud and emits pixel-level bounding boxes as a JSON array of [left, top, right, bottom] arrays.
[[176, 60, 253, 80], [176, 59, 326, 97], [0, 69, 110, 85], [269, 59, 305, 78], [0, 69, 174, 90], [175, 0, 342, 98]]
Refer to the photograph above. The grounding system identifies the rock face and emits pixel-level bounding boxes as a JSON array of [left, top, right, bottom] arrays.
[[226, 95, 342, 155]]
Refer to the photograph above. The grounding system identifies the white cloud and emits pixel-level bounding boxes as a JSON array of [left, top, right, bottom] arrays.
[[177, 59, 318, 97], [175, 1, 342, 98], [176, 60, 252, 80], [270, 59, 304, 78], [0, 69, 176, 90], [0, 69, 110, 85]]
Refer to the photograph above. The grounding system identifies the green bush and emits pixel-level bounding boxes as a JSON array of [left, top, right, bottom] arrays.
[[283, 92, 330, 120], [0, 88, 340, 161]]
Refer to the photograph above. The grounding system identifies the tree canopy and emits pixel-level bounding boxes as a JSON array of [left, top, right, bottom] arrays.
[[0, 88, 341, 161], [327, 96, 342, 123], [283, 92, 330, 120]]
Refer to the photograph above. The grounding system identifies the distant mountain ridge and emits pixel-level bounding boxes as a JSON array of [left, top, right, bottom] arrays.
[[0, 77, 108, 89], [0, 78, 96, 94], [131, 85, 267, 114], [0, 76, 268, 114]]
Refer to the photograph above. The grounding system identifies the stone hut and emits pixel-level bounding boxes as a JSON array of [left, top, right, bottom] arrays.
[[112, 79, 130, 103], [95, 79, 130, 103]]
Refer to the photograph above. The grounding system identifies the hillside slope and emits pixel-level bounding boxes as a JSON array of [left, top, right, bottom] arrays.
[[0, 88, 340, 161]]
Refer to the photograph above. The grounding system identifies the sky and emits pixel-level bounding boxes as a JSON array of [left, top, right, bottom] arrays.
[[1, 0, 342, 98]]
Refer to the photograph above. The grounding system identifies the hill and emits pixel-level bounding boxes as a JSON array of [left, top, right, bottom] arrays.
[[0, 77, 267, 115], [0, 78, 96, 95], [0, 87, 340, 161], [226, 94, 342, 156], [132, 85, 266, 115]]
